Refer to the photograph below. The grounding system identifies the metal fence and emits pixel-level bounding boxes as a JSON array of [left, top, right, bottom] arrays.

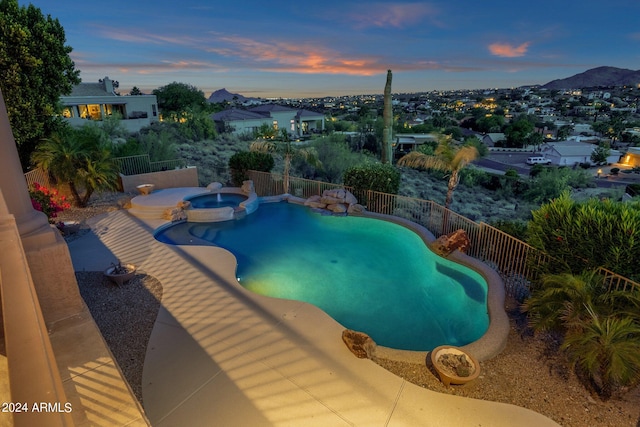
[[24, 168, 52, 190], [113, 154, 186, 175], [248, 170, 639, 299]]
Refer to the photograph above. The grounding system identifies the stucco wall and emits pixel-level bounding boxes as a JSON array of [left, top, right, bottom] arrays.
[[121, 167, 199, 193]]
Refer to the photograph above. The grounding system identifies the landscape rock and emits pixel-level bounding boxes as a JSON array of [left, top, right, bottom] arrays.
[[342, 329, 376, 359], [327, 203, 347, 213], [431, 229, 470, 256], [347, 203, 365, 214], [241, 180, 255, 195], [303, 188, 360, 215], [207, 182, 223, 191]]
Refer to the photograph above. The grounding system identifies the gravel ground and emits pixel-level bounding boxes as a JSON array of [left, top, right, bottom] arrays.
[[58, 192, 640, 426]]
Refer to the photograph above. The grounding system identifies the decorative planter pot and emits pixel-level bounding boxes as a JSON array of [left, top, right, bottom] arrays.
[[104, 263, 137, 286], [136, 184, 155, 195], [430, 345, 480, 386]]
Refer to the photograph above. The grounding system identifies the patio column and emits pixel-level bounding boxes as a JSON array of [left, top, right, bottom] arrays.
[[0, 88, 83, 324], [0, 88, 52, 239]]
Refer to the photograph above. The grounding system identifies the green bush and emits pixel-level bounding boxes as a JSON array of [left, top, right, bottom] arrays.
[[343, 162, 401, 194], [490, 219, 528, 241], [228, 151, 274, 186], [528, 192, 640, 280], [523, 168, 596, 204]]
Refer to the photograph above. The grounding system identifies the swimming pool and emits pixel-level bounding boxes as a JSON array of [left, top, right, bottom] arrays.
[[155, 201, 489, 351]]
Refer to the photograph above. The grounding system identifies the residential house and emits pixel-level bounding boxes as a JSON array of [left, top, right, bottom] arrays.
[[540, 141, 621, 166], [60, 77, 159, 132], [481, 133, 506, 147], [212, 104, 325, 138]]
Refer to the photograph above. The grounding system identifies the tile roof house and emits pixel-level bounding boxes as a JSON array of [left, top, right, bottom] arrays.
[[212, 105, 325, 138], [60, 77, 159, 132]]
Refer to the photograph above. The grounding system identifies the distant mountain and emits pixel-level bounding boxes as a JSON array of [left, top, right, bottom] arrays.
[[542, 66, 640, 89], [207, 88, 247, 103]]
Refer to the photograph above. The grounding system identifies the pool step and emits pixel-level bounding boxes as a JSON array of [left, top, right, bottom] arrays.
[[128, 203, 170, 219]]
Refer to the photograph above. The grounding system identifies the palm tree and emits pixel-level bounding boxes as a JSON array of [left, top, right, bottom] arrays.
[[522, 271, 640, 333], [522, 271, 640, 399], [32, 128, 119, 207], [250, 129, 320, 195], [562, 305, 640, 399], [396, 135, 478, 209]]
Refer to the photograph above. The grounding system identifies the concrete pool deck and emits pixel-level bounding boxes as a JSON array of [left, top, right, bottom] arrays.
[[68, 188, 560, 426]]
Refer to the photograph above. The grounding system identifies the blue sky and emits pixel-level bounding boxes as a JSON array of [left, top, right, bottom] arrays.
[[22, 0, 640, 98]]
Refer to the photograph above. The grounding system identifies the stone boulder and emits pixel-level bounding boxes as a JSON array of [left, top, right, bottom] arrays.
[[207, 182, 223, 191], [162, 200, 191, 222], [430, 229, 470, 257], [303, 188, 361, 215], [327, 203, 347, 213], [342, 329, 376, 359], [241, 180, 255, 195]]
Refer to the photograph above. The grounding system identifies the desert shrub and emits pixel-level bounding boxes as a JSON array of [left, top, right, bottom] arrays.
[[228, 151, 274, 186], [610, 167, 620, 175], [528, 192, 640, 280], [529, 164, 545, 178], [490, 219, 528, 241], [523, 168, 571, 203], [460, 167, 490, 188], [301, 134, 369, 183], [136, 129, 178, 161], [343, 162, 400, 194], [566, 168, 596, 189], [504, 168, 519, 179], [111, 137, 143, 158]]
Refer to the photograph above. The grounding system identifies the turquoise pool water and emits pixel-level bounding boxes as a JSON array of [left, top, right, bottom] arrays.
[[155, 202, 489, 351], [185, 193, 247, 208]]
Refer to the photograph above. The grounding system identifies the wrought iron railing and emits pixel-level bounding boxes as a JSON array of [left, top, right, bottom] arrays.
[[113, 154, 186, 175]]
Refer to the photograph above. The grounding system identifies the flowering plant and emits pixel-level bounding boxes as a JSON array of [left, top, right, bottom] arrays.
[[29, 182, 71, 222]]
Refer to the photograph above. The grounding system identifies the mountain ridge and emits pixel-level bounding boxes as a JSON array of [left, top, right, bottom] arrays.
[[542, 66, 640, 89]]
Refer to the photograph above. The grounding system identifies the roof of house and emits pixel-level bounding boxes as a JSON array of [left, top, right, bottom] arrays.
[[211, 109, 268, 121], [543, 142, 621, 156], [249, 104, 295, 113], [295, 109, 324, 119], [68, 81, 116, 97]]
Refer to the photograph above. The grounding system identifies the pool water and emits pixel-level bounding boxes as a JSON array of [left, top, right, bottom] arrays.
[[155, 202, 489, 351], [186, 193, 248, 208]]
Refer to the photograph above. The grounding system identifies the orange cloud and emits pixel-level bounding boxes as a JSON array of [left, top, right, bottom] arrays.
[[488, 42, 530, 57]]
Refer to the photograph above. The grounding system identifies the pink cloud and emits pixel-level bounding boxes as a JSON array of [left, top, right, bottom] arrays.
[[488, 42, 531, 57], [348, 2, 439, 29]]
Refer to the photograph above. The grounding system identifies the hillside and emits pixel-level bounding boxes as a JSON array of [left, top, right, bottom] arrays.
[[542, 66, 640, 89]]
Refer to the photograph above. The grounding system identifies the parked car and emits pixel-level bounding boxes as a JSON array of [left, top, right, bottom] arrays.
[[526, 156, 551, 165]]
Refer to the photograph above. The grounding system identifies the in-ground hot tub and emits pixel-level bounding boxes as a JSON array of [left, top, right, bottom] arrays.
[[183, 187, 258, 222]]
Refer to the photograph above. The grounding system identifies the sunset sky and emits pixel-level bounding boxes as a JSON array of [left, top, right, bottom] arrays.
[[22, 0, 640, 98]]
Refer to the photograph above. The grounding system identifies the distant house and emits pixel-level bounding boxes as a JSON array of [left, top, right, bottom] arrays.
[[481, 133, 506, 146], [211, 105, 325, 138], [540, 141, 621, 165], [60, 77, 159, 132]]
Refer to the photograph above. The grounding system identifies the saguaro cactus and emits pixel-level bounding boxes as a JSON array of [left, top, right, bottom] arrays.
[[382, 69, 393, 164]]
